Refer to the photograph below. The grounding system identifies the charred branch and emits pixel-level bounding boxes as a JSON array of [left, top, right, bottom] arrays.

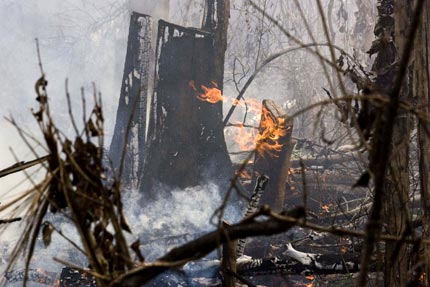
[[0, 155, 50, 179], [0, 217, 21, 224]]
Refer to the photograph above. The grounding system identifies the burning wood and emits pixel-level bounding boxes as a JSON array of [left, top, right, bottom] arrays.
[[251, 100, 294, 211]]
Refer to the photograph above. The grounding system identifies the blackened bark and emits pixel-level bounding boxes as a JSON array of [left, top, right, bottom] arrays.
[[359, 0, 425, 285], [109, 12, 152, 189], [140, 19, 233, 198], [416, 0, 430, 285], [383, 1, 413, 286]]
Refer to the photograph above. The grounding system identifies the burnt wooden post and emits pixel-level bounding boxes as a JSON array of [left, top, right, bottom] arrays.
[[109, 12, 152, 189], [140, 1, 232, 198], [251, 100, 293, 211], [222, 221, 237, 287]]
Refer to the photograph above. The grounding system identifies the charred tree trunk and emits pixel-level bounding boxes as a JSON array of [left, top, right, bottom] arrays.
[[140, 2, 232, 198], [416, 0, 430, 285], [251, 100, 293, 211], [109, 12, 152, 189], [383, 1, 413, 286]]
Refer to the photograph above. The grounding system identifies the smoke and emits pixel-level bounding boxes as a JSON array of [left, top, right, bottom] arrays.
[[128, 0, 170, 20], [123, 182, 242, 260], [0, 180, 242, 276]]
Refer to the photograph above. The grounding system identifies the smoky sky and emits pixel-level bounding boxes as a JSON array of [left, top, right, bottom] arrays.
[[0, 1, 182, 193]]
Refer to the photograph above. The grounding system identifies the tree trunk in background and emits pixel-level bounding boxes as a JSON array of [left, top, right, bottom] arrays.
[[109, 13, 152, 189], [416, 0, 430, 285], [368, 0, 413, 285], [383, 1, 413, 286], [140, 1, 233, 198]]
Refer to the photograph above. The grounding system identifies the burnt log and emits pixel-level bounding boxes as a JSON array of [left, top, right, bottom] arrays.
[[184, 246, 364, 278], [139, 19, 233, 197], [109, 12, 152, 189], [251, 100, 294, 211]]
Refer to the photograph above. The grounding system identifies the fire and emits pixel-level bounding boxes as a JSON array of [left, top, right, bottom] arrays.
[[340, 245, 348, 254], [236, 169, 252, 179], [305, 275, 315, 287], [321, 204, 332, 213], [189, 80, 225, 104], [233, 124, 258, 151], [255, 106, 288, 157], [190, 80, 289, 157], [226, 106, 289, 157]]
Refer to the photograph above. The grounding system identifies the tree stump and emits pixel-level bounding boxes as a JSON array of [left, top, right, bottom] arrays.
[[139, 20, 233, 198], [109, 12, 152, 189], [251, 100, 294, 211]]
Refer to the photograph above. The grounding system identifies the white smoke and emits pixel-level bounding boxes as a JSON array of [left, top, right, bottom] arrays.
[[123, 182, 242, 260]]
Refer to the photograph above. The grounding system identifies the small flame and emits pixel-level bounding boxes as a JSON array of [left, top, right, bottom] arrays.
[[189, 80, 225, 104], [321, 204, 331, 213], [236, 170, 252, 179], [340, 245, 348, 254], [305, 275, 315, 287]]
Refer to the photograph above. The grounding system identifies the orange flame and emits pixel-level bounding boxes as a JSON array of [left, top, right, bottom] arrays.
[[189, 80, 289, 158], [305, 275, 315, 287], [236, 170, 252, 179], [321, 204, 332, 213], [255, 106, 288, 157], [190, 80, 225, 104], [226, 107, 289, 158]]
